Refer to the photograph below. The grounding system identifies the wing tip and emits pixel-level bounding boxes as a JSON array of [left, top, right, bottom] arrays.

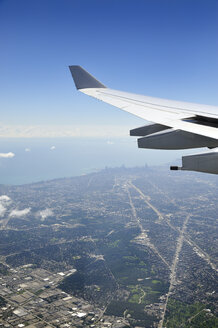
[[69, 65, 106, 90]]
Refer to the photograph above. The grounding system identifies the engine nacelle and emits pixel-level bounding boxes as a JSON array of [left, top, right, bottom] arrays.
[[138, 129, 218, 150]]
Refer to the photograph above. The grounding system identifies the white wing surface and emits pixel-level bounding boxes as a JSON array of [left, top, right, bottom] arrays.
[[69, 66, 218, 174], [83, 88, 218, 140]]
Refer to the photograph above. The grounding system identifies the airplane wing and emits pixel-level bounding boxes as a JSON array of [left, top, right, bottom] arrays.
[[69, 65, 218, 174]]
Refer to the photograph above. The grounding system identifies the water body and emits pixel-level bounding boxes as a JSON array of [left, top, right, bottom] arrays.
[[0, 137, 196, 185]]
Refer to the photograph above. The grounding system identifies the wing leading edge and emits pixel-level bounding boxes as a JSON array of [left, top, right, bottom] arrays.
[[69, 65, 218, 174]]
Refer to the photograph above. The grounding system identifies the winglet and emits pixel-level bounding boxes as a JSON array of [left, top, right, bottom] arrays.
[[69, 66, 106, 90]]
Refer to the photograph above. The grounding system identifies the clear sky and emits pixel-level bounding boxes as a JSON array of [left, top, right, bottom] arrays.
[[0, 0, 218, 137]]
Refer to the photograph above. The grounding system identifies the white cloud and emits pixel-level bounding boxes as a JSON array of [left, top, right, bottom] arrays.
[[0, 195, 11, 202], [0, 152, 15, 158], [50, 146, 56, 150], [25, 148, 31, 152], [38, 208, 53, 221], [0, 195, 11, 217], [107, 140, 114, 145], [0, 204, 6, 217], [9, 208, 31, 218]]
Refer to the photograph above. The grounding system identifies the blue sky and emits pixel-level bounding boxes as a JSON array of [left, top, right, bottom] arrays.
[[0, 0, 218, 136]]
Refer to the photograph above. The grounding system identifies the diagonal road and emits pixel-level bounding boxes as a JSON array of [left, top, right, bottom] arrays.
[[128, 180, 217, 327], [126, 185, 170, 269], [129, 181, 217, 272], [158, 213, 191, 328]]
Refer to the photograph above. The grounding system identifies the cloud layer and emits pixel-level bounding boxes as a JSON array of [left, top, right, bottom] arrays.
[[0, 124, 129, 138]]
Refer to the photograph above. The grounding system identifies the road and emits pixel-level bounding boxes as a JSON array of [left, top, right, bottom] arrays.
[[127, 180, 215, 328], [158, 213, 190, 328], [126, 185, 170, 269], [129, 181, 217, 272]]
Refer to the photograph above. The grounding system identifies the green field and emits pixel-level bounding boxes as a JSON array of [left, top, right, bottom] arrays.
[[164, 298, 218, 328]]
